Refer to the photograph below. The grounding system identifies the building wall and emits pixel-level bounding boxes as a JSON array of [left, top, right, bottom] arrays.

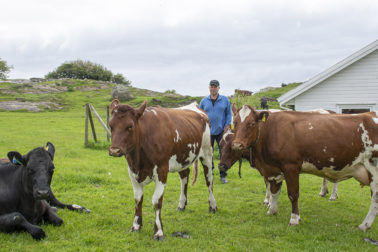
[[294, 49, 378, 112]]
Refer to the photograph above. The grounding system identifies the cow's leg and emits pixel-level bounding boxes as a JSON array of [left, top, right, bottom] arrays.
[[358, 178, 378, 231], [0, 212, 45, 240], [42, 201, 63, 226], [264, 179, 271, 206], [49, 190, 90, 213], [152, 167, 167, 240], [319, 178, 329, 197], [266, 179, 282, 215], [200, 157, 217, 213], [128, 168, 145, 232], [283, 167, 301, 225], [329, 182, 338, 201], [178, 169, 189, 211]]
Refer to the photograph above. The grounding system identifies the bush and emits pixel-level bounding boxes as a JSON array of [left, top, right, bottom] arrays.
[[112, 73, 131, 85], [45, 60, 113, 82], [0, 57, 13, 80]]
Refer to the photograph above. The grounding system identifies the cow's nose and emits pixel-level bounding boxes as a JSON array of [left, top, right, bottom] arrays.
[[232, 142, 243, 151], [109, 147, 122, 157], [36, 190, 49, 199]]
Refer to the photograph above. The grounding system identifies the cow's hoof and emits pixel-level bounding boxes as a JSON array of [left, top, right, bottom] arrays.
[[30, 227, 46, 240], [358, 224, 370, 232], [209, 206, 217, 213], [177, 207, 186, 211], [130, 226, 141, 232], [329, 196, 338, 201], [154, 234, 164, 241], [52, 219, 63, 226], [267, 209, 277, 215]]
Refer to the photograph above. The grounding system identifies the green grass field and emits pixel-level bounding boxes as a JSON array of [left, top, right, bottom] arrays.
[[0, 81, 377, 251]]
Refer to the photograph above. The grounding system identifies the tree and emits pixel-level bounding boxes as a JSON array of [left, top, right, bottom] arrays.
[[0, 57, 12, 80], [45, 60, 113, 81], [112, 73, 131, 85]]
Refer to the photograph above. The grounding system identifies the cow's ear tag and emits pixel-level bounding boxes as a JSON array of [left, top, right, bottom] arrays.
[[44, 146, 49, 151], [262, 114, 266, 122], [231, 124, 234, 130], [13, 158, 23, 166]]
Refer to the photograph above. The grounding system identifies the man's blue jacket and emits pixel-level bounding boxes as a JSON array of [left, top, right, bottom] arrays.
[[200, 94, 232, 136]]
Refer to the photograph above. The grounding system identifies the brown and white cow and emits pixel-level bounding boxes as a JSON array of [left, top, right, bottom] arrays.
[[108, 100, 217, 240], [231, 105, 378, 231]]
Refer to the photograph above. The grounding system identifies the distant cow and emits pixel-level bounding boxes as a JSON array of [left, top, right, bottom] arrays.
[[0, 142, 88, 240], [108, 100, 217, 240], [231, 105, 378, 231], [260, 98, 268, 109]]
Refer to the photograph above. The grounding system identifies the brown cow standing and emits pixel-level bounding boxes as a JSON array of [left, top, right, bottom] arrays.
[[108, 100, 217, 240], [231, 105, 378, 231]]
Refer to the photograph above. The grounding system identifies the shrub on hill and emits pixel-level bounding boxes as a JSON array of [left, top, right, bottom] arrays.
[[45, 60, 130, 85]]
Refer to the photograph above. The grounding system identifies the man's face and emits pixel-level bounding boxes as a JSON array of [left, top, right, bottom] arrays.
[[209, 85, 220, 96]]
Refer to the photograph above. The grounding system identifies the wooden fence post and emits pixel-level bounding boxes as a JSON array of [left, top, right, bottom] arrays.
[[87, 104, 97, 142], [85, 104, 89, 145]]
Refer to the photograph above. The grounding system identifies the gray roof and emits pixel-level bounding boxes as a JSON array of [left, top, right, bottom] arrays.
[[278, 39, 378, 105]]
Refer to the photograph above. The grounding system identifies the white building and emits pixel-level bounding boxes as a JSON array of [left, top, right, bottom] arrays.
[[278, 40, 378, 113]]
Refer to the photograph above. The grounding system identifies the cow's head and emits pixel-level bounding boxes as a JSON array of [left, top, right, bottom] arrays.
[[108, 99, 146, 157], [8, 142, 55, 200], [232, 104, 269, 151], [218, 129, 242, 172]]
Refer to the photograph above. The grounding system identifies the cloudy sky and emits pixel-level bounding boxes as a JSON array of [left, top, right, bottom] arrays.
[[1, 0, 377, 96]]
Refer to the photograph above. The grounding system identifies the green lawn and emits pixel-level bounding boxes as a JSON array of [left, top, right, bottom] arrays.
[[0, 82, 377, 251]]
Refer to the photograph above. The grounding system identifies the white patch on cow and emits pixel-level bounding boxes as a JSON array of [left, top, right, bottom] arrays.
[[289, 213, 301, 225], [268, 173, 285, 183], [306, 109, 331, 114], [152, 166, 166, 207], [373, 117, 378, 124], [264, 183, 271, 205], [133, 216, 141, 230], [308, 122, 313, 130], [178, 176, 188, 209], [174, 129, 181, 143], [175, 102, 207, 117], [71, 204, 81, 209], [154, 209, 164, 237], [319, 178, 328, 197], [267, 188, 281, 215], [329, 158, 334, 162], [329, 182, 338, 201], [168, 155, 182, 172], [222, 129, 233, 143], [360, 123, 373, 147], [151, 109, 157, 116], [128, 166, 152, 205], [239, 106, 252, 123]]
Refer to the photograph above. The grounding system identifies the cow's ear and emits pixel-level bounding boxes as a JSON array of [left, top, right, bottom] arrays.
[[136, 101, 147, 119], [258, 111, 269, 122], [7, 151, 26, 166], [110, 99, 120, 112], [44, 142, 55, 160], [232, 103, 238, 115]]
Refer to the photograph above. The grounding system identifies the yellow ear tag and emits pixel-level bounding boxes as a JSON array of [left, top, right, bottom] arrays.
[[44, 146, 49, 151], [231, 124, 234, 130], [262, 114, 266, 122]]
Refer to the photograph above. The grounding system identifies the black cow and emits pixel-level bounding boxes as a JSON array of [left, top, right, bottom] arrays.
[[0, 142, 88, 240]]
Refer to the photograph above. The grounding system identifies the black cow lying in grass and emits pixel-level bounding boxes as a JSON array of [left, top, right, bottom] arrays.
[[0, 142, 89, 240]]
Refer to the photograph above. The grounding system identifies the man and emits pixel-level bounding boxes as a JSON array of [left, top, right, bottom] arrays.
[[200, 80, 232, 184]]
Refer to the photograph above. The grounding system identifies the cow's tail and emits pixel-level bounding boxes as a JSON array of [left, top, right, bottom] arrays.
[[191, 159, 199, 186]]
